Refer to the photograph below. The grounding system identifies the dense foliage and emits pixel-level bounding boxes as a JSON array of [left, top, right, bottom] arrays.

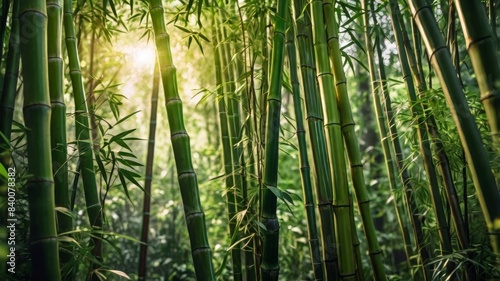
[[0, 0, 499, 280]]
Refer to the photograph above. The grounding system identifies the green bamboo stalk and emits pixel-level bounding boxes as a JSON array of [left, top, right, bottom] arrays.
[[233, 35, 257, 281], [407, 0, 500, 257], [47, 0, 72, 271], [323, 0, 387, 279], [138, 60, 160, 281], [399, 7, 476, 280], [63, 0, 103, 277], [259, 3, 269, 154], [19, 1, 61, 280], [0, 0, 11, 85], [454, 0, 500, 156], [489, 0, 498, 48], [286, 21, 323, 280], [148, 1, 215, 280], [376, 26, 432, 281], [0, 0, 19, 168], [223, 21, 244, 281], [259, 0, 288, 278], [388, 0, 454, 265], [362, 0, 414, 272], [349, 192, 365, 281], [292, 0, 337, 277], [310, 0, 356, 279], [87, 23, 101, 154], [401, 7, 471, 255], [369, 3, 434, 278], [213, 15, 241, 281]]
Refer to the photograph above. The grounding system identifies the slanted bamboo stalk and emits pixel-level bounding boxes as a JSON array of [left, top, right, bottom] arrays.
[[454, 0, 500, 159], [362, 0, 414, 272], [149, 1, 216, 279], [408, 0, 500, 257], [323, 0, 387, 279], [388, 0, 454, 267]]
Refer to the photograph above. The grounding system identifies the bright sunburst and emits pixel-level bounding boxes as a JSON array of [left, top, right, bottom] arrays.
[[116, 41, 157, 72]]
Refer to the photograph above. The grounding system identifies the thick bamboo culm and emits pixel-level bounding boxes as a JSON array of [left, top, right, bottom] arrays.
[[259, 0, 289, 279], [19, 1, 61, 280]]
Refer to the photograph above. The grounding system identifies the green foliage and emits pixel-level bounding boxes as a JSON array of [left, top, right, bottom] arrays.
[[3, 0, 500, 280]]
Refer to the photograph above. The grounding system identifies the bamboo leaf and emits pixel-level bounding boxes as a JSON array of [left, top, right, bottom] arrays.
[[107, 269, 130, 279]]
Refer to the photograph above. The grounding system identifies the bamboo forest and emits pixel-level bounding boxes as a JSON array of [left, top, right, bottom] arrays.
[[1, 0, 500, 280]]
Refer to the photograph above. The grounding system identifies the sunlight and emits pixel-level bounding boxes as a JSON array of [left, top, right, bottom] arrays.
[[115, 41, 157, 72], [114, 39, 157, 99]]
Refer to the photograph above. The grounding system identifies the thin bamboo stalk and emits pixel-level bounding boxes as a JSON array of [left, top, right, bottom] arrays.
[[138, 60, 160, 281], [222, 19, 244, 280], [362, 0, 414, 272], [0, 0, 19, 168], [63, 0, 103, 277], [0, 0, 11, 84], [213, 15, 241, 280], [286, 20, 323, 280], [292, 0, 337, 277]]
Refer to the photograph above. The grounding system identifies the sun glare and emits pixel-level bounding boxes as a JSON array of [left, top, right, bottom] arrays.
[[117, 42, 157, 72]]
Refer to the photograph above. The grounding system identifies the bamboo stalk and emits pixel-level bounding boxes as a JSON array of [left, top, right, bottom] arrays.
[[138, 60, 160, 281], [259, 0, 288, 278], [407, 0, 500, 257], [389, 0, 454, 265], [148, 1, 215, 279], [454, 0, 500, 163], [309, 0, 356, 279], [47, 0, 73, 273], [399, 5, 476, 279], [63, 0, 103, 277], [292, 0, 337, 277], [19, 1, 61, 279], [0, 0, 19, 169], [286, 20, 323, 280], [213, 14, 241, 280], [362, 0, 414, 272], [323, 0, 387, 279], [0, 0, 11, 85]]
